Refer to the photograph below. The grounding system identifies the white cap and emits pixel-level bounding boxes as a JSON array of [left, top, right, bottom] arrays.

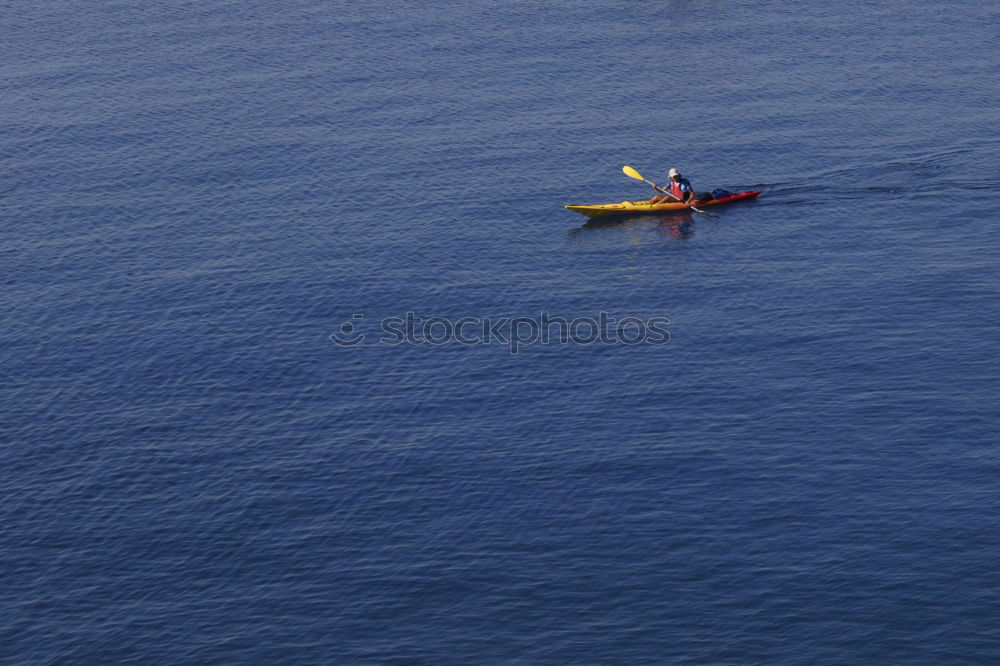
[[668, 168, 680, 177]]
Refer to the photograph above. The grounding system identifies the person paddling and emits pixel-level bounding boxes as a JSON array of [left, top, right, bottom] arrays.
[[648, 168, 695, 205]]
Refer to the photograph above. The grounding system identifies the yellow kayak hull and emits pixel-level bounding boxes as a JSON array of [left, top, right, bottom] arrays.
[[565, 191, 761, 218]]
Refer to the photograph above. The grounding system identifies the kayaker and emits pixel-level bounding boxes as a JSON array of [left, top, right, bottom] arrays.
[[649, 168, 695, 205]]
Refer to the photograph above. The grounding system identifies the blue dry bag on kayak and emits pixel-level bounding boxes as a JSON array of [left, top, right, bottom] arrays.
[[710, 189, 732, 200]]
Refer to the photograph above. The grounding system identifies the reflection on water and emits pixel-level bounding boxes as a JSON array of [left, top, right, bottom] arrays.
[[568, 211, 698, 245], [565, 212, 700, 280]]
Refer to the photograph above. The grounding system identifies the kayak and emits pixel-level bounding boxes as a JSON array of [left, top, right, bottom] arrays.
[[565, 190, 761, 218]]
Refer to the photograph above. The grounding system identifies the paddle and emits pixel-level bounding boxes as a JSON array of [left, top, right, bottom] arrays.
[[622, 165, 715, 215]]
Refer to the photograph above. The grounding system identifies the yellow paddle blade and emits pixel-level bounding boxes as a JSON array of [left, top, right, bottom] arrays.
[[622, 165, 645, 181]]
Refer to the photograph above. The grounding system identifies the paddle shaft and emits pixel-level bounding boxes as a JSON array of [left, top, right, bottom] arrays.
[[648, 180, 711, 213], [623, 166, 711, 214]]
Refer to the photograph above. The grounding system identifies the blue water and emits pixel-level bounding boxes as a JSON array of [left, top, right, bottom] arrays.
[[3, 0, 1000, 663]]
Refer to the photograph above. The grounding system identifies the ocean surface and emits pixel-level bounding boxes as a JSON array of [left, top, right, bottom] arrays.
[[3, 0, 1000, 663]]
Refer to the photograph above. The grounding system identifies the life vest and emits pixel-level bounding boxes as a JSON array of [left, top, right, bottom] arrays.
[[667, 178, 692, 200]]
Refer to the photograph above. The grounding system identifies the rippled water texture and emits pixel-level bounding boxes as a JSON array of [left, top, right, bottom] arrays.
[[3, 0, 1000, 663]]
